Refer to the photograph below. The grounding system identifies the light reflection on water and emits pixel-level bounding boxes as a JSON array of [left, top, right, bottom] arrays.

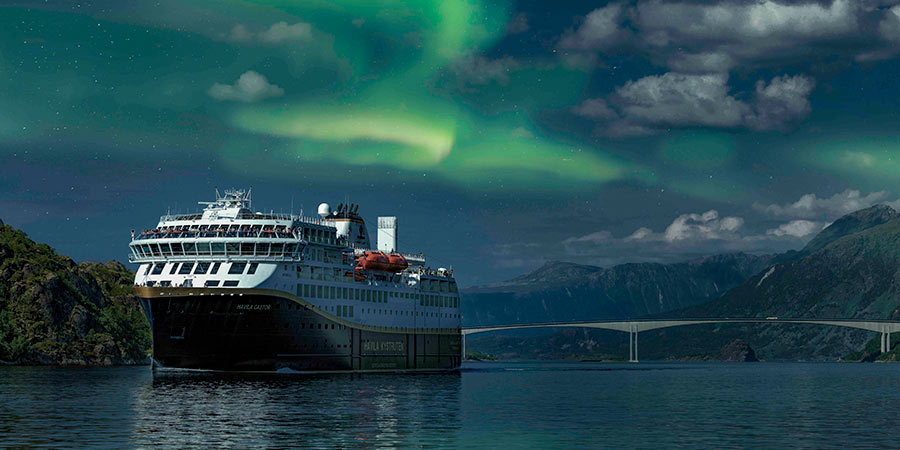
[[3, 362, 900, 448]]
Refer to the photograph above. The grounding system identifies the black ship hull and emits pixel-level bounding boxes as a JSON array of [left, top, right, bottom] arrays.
[[134, 287, 462, 373]]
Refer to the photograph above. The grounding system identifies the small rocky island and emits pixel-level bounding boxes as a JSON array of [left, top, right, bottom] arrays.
[[0, 221, 149, 365], [716, 339, 759, 362]]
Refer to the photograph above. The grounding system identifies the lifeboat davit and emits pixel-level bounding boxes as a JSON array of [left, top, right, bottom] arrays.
[[356, 251, 408, 273]]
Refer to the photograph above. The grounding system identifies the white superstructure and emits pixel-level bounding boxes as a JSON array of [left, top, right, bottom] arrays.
[[129, 189, 461, 331]]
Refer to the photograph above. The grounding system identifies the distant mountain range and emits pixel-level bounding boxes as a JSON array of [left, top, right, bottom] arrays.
[[465, 204, 900, 361], [463, 253, 774, 326]]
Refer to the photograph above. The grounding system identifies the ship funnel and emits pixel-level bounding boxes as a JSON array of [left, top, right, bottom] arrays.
[[377, 216, 397, 253]]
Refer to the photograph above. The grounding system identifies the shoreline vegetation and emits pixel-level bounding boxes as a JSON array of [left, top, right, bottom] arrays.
[[0, 222, 150, 366]]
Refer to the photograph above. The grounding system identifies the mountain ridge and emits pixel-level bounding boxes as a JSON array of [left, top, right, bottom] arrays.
[[466, 204, 900, 361]]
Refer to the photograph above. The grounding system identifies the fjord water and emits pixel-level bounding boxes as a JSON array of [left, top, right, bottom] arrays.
[[2, 362, 900, 448]]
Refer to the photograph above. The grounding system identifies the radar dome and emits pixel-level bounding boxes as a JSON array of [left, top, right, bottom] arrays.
[[317, 202, 332, 218]]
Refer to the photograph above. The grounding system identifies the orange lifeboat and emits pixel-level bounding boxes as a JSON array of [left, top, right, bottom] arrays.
[[356, 251, 408, 273], [386, 254, 409, 272]]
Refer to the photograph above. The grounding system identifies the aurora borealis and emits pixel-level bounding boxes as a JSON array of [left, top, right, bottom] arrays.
[[3, 0, 900, 284]]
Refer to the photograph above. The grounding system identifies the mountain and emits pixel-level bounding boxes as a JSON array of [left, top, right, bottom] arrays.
[[462, 253, 774, 326], [773, 204, 899, 263], [467, 205, 900, 361], [0, 222, 149, 365]]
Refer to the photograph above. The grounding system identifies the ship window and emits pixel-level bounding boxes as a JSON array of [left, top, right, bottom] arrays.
[[183, 242, 197, 255], [159, 243, 171, 254], [197, 242, 211, 255], [349, 306, 354, 317], [271, 243, 284, 255], [151, 263, 164, 275], [256, 243, 269, 255], [142, 264, 150, 276], [286, 244, 297, 255], [211, 243, 225, 255], [195, 262, 210, 274], [169, 263, 178, 275], [247, 262, 259, 274], [205, 280, 219, 287], [211, 262, 222, 274], [317, 285, 323, 298], [169, 242, 182, 255], [241, 243, 254, 255], [330, 286, 335, 299], [223, 280, 239, 287], [342, 287, 347, 299], [226, 243, 240, 254], [179, 263, 195, 275], [228, 262, 246, 274], [303, 284, 310, 297]]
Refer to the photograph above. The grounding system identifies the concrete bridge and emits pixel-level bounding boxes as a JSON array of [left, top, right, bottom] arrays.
[[461, 318, 900, 362]]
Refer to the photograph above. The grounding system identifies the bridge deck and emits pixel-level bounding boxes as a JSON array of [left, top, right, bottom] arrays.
[[461, 318, 900, 362]]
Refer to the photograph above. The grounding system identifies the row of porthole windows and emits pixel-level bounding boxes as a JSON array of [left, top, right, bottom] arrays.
[[295, 283, 459, 308], [149, 280, 239, 287]]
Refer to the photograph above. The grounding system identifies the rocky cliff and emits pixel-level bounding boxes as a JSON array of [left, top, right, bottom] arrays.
[[0, 223, 149, 365]]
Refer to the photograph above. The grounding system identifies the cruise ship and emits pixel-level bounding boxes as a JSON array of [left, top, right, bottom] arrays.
[[129, 189, 462, 372]]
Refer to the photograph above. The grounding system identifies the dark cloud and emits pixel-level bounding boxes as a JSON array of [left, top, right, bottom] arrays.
[[450, 55, 521, 88], [506, 13, 530, 35], [577, 72, 815, 137], [557, 0, 900, 71], [558, 4, 630, 51]]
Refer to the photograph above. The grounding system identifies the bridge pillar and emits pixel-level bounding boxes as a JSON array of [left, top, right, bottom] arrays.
[[634, 331, 638, 362], [628, 331, 633, 362], [627, 327, 639, 363], [462, 333, 466, 361]]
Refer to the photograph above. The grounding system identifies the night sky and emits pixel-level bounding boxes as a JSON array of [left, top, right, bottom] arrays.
[[2, 0, 900, 285]]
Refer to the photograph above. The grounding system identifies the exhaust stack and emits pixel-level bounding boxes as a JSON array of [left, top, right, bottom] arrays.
[[377, 216, 397, 253]]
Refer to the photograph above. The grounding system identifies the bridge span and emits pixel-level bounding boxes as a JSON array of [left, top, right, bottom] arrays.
[[461, 318, 900, 362]]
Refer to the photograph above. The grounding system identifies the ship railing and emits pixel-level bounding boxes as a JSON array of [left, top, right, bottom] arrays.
[[158, 213, 329, 226], [135, 230, 299, 240], [128, 254, 299, 263]]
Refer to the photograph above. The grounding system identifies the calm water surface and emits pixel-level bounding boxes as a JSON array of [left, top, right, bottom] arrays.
[[2, 362, 900, 448]]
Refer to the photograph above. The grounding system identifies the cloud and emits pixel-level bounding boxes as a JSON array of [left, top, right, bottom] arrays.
[[859, 5, 900, 60], [754, 189, 890, 219], [451, 55, 520, 88], [207, 71, 284, 102], [746, 75, 816, 131], [567, 209, 745, 246], [226, 21, 312, 45], [506, 12, 529, 34], [555, 0, 900, 70], [584, 72, 815, 136], [572, 98, 618, 120], [558, 3, 628, 51], [562, 208, 811, 265], [662, 210, 744, 242], [766, 220, 823, 238]]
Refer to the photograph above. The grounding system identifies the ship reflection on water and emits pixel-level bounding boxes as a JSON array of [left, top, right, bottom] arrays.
[[139, 371, 462, 447]]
